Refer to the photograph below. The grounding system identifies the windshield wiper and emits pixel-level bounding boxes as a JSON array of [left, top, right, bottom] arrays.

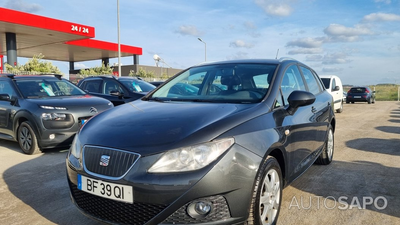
[[146, 97, 165, 102]]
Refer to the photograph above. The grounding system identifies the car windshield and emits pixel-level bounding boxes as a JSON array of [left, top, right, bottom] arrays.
[[321, 78, 330, 89], [120, 79, 156, 92], [147, 63, 277, 103], [15, 78, 86, 98]]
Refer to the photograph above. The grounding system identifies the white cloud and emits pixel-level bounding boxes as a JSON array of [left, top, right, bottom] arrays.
[[305, 55, 324, 62], [175, 25, 202, 36], [5, 0, 42, 12], [243, 21, 261, 38], [324, 24, 372, 37], [286, 37, 324, 48], [254, 0, 294, 17], [361, 13, 400, 23], [322, 67, 344, 73], [74, 63, 87, 69], [288, 48, 324, 55], [374, 0, 391, 4], [229, 40, 254, 48], [322, 52, 352, 64], [226, 51, 249, 60]]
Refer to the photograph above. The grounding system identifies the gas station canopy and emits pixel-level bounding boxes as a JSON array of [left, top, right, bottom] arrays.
[[0, 7, 142, 62]]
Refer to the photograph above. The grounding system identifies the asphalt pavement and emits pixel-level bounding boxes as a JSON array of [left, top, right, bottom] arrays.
[[0, 101, 399, 225]]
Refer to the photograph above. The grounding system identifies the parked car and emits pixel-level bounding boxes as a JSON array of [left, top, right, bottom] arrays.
[[320, 75, 344, 113], [66, 58, 335, 225], [0, 74, 113, 154], [346, 86, 376, 104], [77, 76, 156, 106]]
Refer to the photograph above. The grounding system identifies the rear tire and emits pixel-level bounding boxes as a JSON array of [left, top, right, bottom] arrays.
[[247, 156, 282, 225], [315, 125, 334, 165], [18, 121, 41, 155], [368, 98, 371, 104], [336, 101, 343, 113]]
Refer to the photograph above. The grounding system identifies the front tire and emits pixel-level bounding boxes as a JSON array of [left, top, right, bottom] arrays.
[[247, 156, 282, 225], [315, 125, 334, 165], [18, 121, 41, 155]]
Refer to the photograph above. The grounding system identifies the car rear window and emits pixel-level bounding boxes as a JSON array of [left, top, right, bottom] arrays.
[[349, 87, 366, 93]]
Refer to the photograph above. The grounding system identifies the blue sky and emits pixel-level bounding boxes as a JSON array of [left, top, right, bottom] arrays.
[[1, 0, 400, 85]]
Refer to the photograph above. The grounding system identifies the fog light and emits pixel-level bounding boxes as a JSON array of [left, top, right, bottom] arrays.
[[187, 201, 212, 219], [49, 134, 55, 140]]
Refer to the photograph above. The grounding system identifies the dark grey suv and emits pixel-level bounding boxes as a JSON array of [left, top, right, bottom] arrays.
[[0, 74, 113, 154], [77, 76, 156, 106], [67, 59, 335, 225]]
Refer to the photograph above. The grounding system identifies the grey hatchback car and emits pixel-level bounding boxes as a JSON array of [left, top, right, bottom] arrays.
[[67, 58, 335, 225], [0, 74, 113, 154]]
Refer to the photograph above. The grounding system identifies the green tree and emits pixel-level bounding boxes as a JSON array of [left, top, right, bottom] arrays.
[[130, 67, 155, 80], [78, 63, 113, 77], [5, 53, 62, 75]]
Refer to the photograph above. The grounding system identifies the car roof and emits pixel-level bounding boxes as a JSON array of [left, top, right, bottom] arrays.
[[80, 75, 142, 81], [192, 58, 300, 67], [1, 74, 63, 80]]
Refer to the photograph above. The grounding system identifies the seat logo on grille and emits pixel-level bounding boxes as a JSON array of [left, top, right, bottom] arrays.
[[100, 155, 110, 167], [90, 107, 98, 114]]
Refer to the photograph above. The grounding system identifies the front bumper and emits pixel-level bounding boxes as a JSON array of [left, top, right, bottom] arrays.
[[66, 144, 262, 225]]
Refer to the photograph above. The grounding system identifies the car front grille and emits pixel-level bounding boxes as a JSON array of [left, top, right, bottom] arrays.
[[69, 181, 167, 225], [83, 145, 140, 178]]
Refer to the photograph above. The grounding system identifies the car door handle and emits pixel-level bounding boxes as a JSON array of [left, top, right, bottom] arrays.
[[311, 106, 317, 113]]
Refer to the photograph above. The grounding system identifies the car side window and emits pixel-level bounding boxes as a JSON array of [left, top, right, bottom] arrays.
[[0, 80, 16, 96], [84, 80, 102, 93], [300, 66, 321, 95], [332, 78, 336, 91], [103, 80, 124, 95], [280, 65, 307, 106]]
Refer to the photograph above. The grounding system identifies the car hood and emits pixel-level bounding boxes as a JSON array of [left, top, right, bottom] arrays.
[[80, 100, 262, 155], [25, 95, 112, 107]]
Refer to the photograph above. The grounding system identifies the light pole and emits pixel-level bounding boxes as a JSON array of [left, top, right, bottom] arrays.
[[117, 0, 121, 77], [198, 38, 206, 62]]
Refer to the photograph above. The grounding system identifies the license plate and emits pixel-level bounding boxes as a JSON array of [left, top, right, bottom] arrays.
[[354, 96, 361, 98], [77, 174, 133, 203]]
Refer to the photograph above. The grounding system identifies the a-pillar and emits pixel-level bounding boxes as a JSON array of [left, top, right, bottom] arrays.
[[6, 32, 17, 67]]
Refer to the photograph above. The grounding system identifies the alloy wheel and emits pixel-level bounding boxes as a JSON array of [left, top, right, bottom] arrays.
[[259, 168, 281, 225]]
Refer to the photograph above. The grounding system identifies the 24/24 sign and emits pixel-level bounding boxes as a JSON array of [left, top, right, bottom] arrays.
[[71, 25, 89, 34]]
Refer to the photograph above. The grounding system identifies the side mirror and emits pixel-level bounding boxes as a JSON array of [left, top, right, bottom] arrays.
[[287, 90, 316, 115], [333, 86, 340, 91], [0, 93, 11, 101], [110, 90, 123, 98]]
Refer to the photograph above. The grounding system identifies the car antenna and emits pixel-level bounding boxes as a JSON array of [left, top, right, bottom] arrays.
[[275, 49, 279, 59]]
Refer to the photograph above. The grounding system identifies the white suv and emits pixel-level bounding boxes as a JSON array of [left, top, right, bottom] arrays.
[[320, 75, 344, 113]]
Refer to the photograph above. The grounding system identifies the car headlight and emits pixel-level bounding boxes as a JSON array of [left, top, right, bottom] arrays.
[[148, 138, 234, 173], [70, 134, 83, 159], [42, 113, 67, 120]]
